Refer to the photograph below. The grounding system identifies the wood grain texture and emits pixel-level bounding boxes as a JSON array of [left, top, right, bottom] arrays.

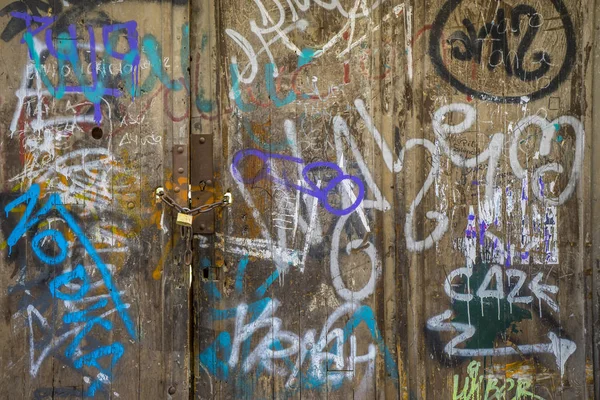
[[0, 0, 597, 399]]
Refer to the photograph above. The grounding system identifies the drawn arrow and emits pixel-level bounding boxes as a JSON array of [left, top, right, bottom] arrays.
[[427, 310, 576, 377]]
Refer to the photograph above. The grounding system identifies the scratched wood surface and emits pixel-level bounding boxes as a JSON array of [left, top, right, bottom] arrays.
[[195, 0, 598, 399], [0, 0, 597, 399], [0, 0, 190, 399]]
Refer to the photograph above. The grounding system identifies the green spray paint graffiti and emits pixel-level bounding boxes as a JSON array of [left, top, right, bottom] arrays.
[[453, 360, 544, 400], [451, 262, 532, 349]]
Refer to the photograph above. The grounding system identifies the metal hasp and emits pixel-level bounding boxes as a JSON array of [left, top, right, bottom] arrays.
[[172, 144, 188, 200], [191, 134, 215, 234]]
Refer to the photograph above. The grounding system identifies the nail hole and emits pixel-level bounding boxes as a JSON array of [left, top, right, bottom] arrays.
[[91, 126, 103, 140]]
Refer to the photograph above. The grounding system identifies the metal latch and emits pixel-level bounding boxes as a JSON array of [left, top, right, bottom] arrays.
[[155, 187, 232, 223], [190, 134, 215, 233], [155, 187, 232, 264]]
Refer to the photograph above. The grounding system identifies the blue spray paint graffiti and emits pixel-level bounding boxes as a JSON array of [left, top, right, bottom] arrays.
[[230, 47, 346, 111], [5, 184, 135, 397], [14, 12, 137, 124], [231, 148, 365, 216], [198, 256, 398, 394], [10, 13, 217, 125]]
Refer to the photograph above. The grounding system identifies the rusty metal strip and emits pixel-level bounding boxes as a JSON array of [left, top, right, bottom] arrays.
[[190, 134, 215, 234], [172, 144, 188, 203]]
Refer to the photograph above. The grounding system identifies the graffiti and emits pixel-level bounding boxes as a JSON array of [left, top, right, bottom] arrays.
[[433, 103, 584, 207], [453, 361, 544, 400], [426, 216, 576, 377], [10, 148, 126, 211], [0, 0, 589, 395], [226, 0, 386, 85], [228, 98, 446, 306], [5, 184, 135, 397], [427, 304, 576, 376], [0, 0, 188, 42], [225, 1, 407, 110], [462, 201, 559, 269], [231, 148, 365, 216], [230, 98, 584, 307], [13, 13, 139, 124], [0, 0, 56, 42], [230, 51, 348, 111], [9, 64, 106, 140], [340, 99, 447, 252], [429, 0, 576, 102], [198, 255, 398, 394], [448, 6, 551, 79], [7, 12, 201, 126], [442, 264, 560, 313]]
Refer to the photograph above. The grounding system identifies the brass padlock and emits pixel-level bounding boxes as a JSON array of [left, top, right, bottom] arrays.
[[176, 212, 193, 227]]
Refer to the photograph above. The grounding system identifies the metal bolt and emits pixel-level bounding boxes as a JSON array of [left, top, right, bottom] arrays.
[[168, 386, 176, 395], [178, 167, 184, 173], [127, 202, 135, 209], [199, 137, 206, 144], [206, 180, 213, 186], [177, 146, 184, 153], [199, 224, 206, 230], [174, 187, 180, 193]]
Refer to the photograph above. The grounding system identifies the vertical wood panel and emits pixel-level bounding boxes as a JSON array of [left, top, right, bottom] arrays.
[[0, 0, 190, 398], [0, 0, 597, 398]]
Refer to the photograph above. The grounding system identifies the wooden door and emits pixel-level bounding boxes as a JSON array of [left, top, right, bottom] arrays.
[[0, 0, 599, 399]]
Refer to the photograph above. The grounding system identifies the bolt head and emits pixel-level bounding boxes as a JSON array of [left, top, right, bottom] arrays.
[[177, 146, 184, 153], [174, 187, 180, 193], [178, 167, 184, 173], [199, 137, 206, 144], [168, 386, 176, 395]]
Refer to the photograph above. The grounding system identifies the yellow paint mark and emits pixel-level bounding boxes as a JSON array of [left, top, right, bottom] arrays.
[[152, 237, 172, 280], [587, 362, 594, 384], [503, 360, 537, 379]]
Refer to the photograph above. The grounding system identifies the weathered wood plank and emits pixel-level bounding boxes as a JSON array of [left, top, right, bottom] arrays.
[[0, 0, 597, 399], [0, 1, 191, 398]]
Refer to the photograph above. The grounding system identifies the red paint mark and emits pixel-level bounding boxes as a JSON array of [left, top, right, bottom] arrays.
[[343, 30, 350, 41], [466, 95, 472, 102], [343, 61, 351, 84], [246, 87, 272, 108], [410, 24, 432, 46]]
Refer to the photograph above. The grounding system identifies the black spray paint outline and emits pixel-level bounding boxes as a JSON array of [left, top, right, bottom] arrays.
[[429, 0, 577, 103]]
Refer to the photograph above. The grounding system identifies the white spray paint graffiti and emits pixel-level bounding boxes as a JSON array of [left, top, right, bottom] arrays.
[[427, 309, 576, 377], [229, 98, 584, 304], [226, 0, 390, 88]]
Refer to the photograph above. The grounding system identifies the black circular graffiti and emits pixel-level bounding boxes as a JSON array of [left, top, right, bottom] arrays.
[[429, 0, 577, 103]]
